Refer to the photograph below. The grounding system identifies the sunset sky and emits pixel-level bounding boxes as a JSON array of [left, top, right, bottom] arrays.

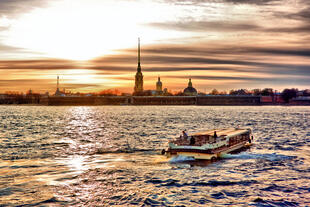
[[0, 0, 309, 94]]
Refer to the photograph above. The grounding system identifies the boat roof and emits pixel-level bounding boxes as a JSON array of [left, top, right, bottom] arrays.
[[192, 128, 250, 137]]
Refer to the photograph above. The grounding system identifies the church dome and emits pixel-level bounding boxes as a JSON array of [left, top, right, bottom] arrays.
[[184, 87, 197, 94], [183, 78, 197, 96]]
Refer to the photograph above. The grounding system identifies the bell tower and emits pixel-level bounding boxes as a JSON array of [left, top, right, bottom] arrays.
[[156, 76, 162, 93], [134, 38, 144, 93], [55, 75, 61, 96]]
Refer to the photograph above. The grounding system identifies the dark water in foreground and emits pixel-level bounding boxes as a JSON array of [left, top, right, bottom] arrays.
[[0, 106, 310, 206]]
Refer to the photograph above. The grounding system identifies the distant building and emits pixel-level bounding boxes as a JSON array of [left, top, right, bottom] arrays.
[[55, 75, 63, 96], [183, 78, 197, 96], [134, 38, 144, 94], [27, 89, 33, 95], [290, 96, 310, 105], [303, 89, 310, 96], [260, 96, 273, 104], [121, 93, 131, 96], [163, 88, 168, 95], [156, 76, 163, 95]]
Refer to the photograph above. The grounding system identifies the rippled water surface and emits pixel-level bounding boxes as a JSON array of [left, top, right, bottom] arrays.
[[0, 106, 310, 206]]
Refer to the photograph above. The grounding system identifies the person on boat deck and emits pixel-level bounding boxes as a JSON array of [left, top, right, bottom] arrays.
[[182, 130, 188, 139], [214, 131, 218, 138]]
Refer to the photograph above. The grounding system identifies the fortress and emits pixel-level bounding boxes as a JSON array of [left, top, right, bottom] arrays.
[[39, 38, 262, 106]]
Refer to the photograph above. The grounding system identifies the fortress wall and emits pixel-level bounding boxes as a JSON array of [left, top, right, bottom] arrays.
[[40, 95, 261, 106], [196, 96, 261, 105], [132, 96, 196, 105]]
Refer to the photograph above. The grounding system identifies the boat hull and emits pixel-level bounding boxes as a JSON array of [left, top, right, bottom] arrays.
[[166, 141, 252, 160]]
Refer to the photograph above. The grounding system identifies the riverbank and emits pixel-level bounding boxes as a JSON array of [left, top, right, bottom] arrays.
[[1, 95, 309, 106]]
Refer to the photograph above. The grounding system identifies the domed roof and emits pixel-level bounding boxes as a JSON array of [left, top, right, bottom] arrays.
[[183, 78, 197, 95], [184, 87, 197, 94]]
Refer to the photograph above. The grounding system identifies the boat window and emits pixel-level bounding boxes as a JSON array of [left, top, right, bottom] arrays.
[[190, 136, 195, 145]]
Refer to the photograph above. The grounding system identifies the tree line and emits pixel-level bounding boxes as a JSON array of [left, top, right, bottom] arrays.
[[206, 88, 310, 103]]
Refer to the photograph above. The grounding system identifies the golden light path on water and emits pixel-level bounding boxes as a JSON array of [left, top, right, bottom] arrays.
[[55, 106, 170, 172]]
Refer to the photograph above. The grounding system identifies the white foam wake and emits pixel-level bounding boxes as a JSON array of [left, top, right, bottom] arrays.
[[169, 155, 195, 163], [222, 152, 295, 161]]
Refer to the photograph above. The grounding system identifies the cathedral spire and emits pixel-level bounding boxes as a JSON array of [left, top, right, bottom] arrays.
[[57, 75, 59, 90], [137, 37, 141, 72], [55, 75, 61, 96], [188, 78, 192, 88], [134, 38, 143, 94]]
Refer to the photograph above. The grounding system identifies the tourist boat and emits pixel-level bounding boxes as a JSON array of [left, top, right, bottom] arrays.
[[162, 128, 254, 160]]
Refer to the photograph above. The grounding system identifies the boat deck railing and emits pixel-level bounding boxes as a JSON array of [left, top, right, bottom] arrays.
[[172, 134, 226, 146]]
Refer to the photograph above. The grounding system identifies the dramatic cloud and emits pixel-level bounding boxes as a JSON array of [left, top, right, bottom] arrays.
[[222, 0, 280, 5], [0, 43, 22, 52], [160, 0, 280, 5], [0, 0, 48, 17], [148, 21, 261, 32], [149, 21, 310, 34], [146, 46, 310, 58], [0, 59, 79, 70], [174, 75, 310, 83]]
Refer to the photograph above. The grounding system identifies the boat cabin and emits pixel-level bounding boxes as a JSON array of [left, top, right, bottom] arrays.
[[172, 128, 251, 147]]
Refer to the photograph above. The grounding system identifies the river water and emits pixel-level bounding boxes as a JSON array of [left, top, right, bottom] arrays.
[[0, 106, 309, 206]]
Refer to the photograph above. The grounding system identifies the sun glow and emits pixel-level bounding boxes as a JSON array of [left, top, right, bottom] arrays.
[[5, 0, 191, 61], [63, 69, 98, 83]]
